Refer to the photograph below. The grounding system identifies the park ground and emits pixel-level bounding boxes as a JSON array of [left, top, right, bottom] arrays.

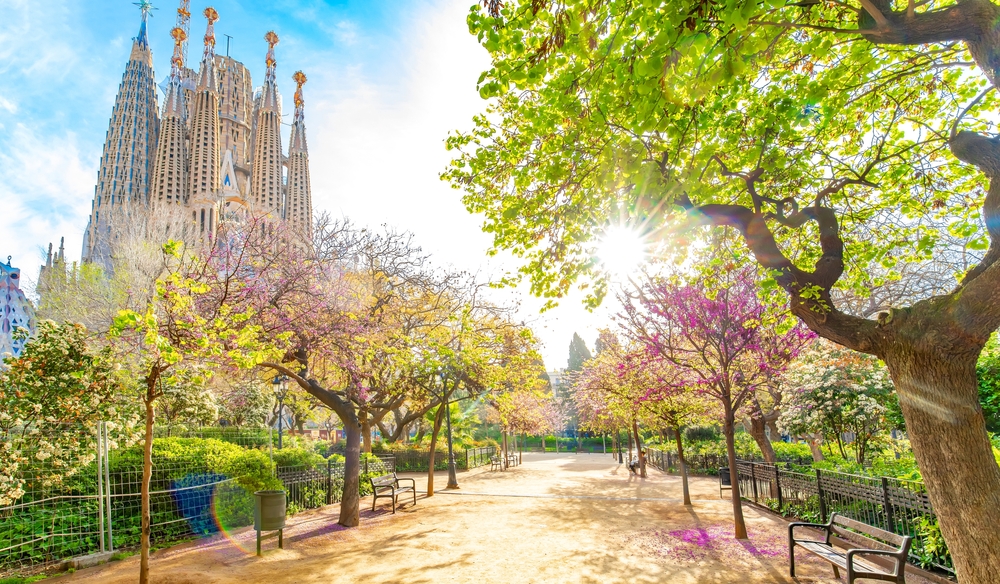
[[53, 453, 933, 584]]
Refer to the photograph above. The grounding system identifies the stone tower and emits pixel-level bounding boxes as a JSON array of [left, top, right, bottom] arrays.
[[187, 7, 222, 237], [150, 26, 190, 207], [250, 31, 285, 215], [82, 3, 160, 266], [286, 71, 313, 238]]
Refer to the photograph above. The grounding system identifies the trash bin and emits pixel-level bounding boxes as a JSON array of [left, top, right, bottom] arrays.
[[254, 490, 286, 531], [254, 490, 286, 555]]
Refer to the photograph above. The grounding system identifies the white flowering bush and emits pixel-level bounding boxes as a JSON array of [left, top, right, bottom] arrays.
[[0, 320, 140, 505], [778, 339, 895, 465]]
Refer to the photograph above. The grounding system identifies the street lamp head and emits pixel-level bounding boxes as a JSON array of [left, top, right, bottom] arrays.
[[272, 375, 287, 398]]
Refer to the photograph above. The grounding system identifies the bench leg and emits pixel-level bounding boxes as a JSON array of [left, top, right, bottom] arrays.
[[256, 530, 261, 557], [412, 489, 417, 506], [788, 543, 795, 577], [832, 565, 840, 579], [372, 494, 377, 512], [392, 494, 396, 514]]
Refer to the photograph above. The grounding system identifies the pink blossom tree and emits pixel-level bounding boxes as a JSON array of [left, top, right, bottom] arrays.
[[620, 268, 813, 538]]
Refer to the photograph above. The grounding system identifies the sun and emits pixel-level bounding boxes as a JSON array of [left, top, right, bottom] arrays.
[[595, 226, 647, 278]]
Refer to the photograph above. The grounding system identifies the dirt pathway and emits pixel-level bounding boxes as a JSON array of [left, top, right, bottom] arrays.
[[54, 453, 928, 584]]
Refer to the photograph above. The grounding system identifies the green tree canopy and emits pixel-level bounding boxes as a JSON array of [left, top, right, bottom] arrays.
[[446, 2, 1000, 578], [567, 332, 592, 371]]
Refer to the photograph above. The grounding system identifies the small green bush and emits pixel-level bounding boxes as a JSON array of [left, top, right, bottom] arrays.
[[685, 425, 720, 442], [271, 447, 326, 470]]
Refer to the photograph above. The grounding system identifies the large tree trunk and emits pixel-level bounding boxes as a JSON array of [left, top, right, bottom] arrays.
[[885, 346, 1000, 582], [673, 426, 691, 506], [723, 409, 748, 540], [426, 404, 446, 497], [360, 413, 372, 454], [806, 435, 825, 462], [747, 408, 777, 464], [339, 423, 361, 526], [139, 391, 155, 584]]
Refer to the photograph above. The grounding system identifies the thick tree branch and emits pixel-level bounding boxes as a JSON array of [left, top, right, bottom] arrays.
[[950, 130, 1000, 287], [858, 0, 998, 46]]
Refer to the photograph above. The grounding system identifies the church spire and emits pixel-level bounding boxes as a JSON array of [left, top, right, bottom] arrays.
[[150, 25, 189, 206], [286, 71, 312, 239], [187, 7, 223, 237], [84, 1, 160, 266], [134, 0, 154, 49], [261, 31, 280, 112], [196, 7, 219, 90], [251, 31, 285, 214]]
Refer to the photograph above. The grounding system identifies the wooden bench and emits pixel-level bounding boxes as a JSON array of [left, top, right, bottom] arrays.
[[789, 513, 912, 583], [369, 473, 416, 513], [490, 455, 504, 471]]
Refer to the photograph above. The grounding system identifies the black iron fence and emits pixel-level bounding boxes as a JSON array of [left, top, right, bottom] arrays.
[[644, 448, 952, 576], [734, 461, 952, 576]]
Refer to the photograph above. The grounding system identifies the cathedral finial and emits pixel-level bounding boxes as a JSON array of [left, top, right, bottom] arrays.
[[293, 71, 307, 110], [134, 0, 155, 48], [202, 7, 218, 60], [264, 31, 279, 76], [174, 0, 192, 71], [170, 26, 187, 71]]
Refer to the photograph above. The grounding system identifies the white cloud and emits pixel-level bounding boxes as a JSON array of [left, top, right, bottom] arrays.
[[0, 96, 16, 114], [0, 124, 95, 279]]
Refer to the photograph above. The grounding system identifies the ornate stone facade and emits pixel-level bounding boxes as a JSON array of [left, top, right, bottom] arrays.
[[81, 3, 314, 268]]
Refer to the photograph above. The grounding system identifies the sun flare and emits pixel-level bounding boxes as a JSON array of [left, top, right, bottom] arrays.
[[596, 226, 647, 278]]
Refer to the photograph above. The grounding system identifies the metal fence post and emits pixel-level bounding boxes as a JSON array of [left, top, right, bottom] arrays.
[[750, 463, 759, 502], [96, 422, 106, 554], [775, 465, 783, 511], [816, 469, 827, 521], [881, 476, 895, 532], [326, 458, 333, 505], [103, 421, 114, 551]]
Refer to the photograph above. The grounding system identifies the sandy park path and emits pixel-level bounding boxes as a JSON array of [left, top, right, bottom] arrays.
[[53, 453, 932, 584]]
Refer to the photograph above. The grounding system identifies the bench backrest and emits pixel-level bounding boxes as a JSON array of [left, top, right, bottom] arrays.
[[370, 473, 397, 488], [830, 514, 909, 552]]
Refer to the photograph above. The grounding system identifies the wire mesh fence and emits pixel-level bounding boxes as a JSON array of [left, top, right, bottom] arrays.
[[1, 423, 410, 577]]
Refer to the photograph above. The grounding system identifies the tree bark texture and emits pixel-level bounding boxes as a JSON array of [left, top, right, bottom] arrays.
[[426, 404, 446, 497], [139, 393, 155, 584], [339, 423, 361, 527], [884, 345, 1000, 581], [806, 435, 825, 462], [723, 412, 748, 540], [673, 426, 691, 506], [360, 414, 371, 454], [747, 412, 777, 464]]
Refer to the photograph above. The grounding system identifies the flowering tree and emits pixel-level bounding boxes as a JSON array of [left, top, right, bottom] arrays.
[[110, 240, 283, 584], [0, 321, 139, 506], [620, 268, 812, 538], [779, 340, 895, 465]]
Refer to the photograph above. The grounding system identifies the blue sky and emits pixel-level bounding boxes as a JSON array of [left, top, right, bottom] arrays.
[[0, 0, 609, 368]]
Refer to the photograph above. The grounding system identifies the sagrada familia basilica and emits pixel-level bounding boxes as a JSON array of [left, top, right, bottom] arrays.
[[5, 1, 316, 358], [79, 0, 314, 265]]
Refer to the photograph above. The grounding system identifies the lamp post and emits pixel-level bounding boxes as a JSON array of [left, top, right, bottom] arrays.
[[272, 375, 288, 449], [442, 372, 459, 489]]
